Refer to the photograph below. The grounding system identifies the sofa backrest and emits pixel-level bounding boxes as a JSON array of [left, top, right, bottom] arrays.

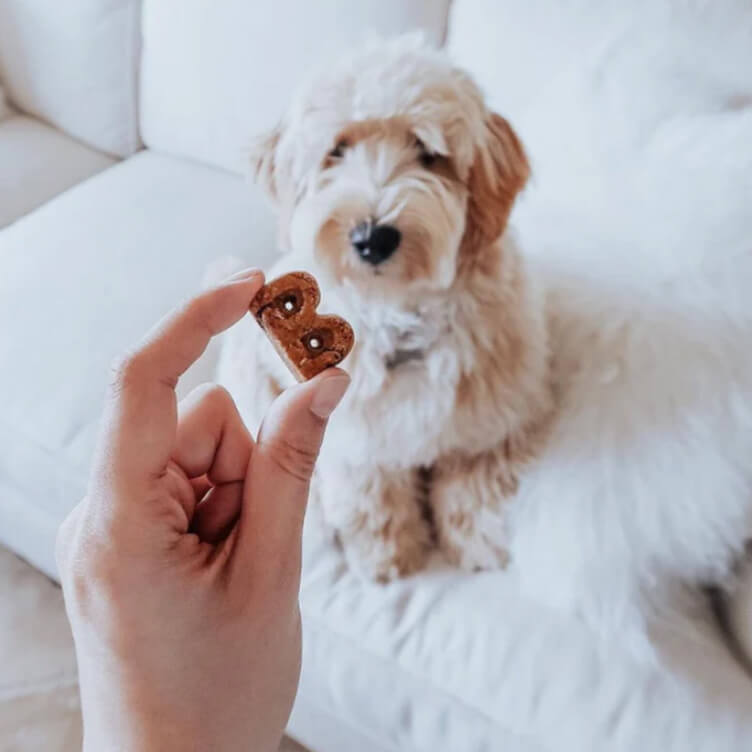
[[139, 0, 451, 175], [448, 0, 752, 128], [0, 0, 142, 158]]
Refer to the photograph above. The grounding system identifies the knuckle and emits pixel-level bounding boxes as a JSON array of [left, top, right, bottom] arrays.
[[200, 383, 233, 410], [184, 296, 214, 336], [67, 561, 93, 607], [67, 540, 120, 611], [86, 545, 119, 588], [109, 351, 147, 394], [54, 500, 140, 623], [59, 548, 107, 612], [265, 435, 319, 484], [182, 383, 238, 424], [55, 503, 121, 604]]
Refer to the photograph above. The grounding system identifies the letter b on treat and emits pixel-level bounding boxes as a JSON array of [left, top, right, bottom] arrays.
[[250, 272, 355, 381]]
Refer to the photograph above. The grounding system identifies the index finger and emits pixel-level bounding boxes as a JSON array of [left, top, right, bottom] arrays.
[[96, 268, 264, 483]]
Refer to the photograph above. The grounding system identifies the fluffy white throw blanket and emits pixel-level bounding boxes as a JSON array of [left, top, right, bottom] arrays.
[[477, 0, 752, 654]]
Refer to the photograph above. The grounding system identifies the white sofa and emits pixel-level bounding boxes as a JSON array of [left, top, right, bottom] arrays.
[[2, 2, 752, 750]]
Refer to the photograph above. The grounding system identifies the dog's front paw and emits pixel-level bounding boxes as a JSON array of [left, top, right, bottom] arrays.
[[439, 520, 510, 572], [432, 455, 512, 572], [323, 468, 432, 583], [341, 528, 430, 584]]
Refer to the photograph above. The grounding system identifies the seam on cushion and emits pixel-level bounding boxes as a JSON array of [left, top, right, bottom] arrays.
[[302, 615, 549, 752]]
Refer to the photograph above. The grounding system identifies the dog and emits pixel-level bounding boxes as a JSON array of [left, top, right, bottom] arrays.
[[217, 35, 554, 582]]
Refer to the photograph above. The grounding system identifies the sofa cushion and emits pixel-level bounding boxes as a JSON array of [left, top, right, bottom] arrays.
[[0, 115, 116, 228], [0, 150, 277, 574], [140, 0, 451, 174], [284, 506, 752, 752], [0, 0, 141, 157]]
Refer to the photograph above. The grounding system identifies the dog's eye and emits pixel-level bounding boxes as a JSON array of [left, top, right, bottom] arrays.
[[329, 141, 347, 159], [415, 138, 437, 168]]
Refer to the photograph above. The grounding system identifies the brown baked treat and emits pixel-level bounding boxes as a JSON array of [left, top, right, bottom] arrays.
[[249, 271, 355, 381]]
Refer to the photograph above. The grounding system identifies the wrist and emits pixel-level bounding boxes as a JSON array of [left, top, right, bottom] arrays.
[[78, 661, 207, 752], [82, 706, 207, 752]]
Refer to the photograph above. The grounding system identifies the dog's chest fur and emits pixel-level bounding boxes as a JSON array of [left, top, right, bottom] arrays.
[[253, 277, 465, 470], [318, 289, 467, 471]]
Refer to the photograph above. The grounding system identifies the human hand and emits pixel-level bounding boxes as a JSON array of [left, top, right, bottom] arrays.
[[55, 269, 349, 752]]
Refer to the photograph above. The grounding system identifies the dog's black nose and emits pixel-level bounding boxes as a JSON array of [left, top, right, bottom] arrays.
[[350, 222, 401, 265]]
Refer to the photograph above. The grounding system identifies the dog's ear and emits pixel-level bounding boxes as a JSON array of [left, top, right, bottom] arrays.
[[462, 113, 529, 253], [249, 124, 283, 202]]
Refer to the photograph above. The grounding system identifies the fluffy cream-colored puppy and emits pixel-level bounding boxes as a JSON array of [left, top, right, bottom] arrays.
[[218, 35, 553, 581]]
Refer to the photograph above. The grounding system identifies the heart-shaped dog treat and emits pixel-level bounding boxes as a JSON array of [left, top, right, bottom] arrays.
[[250, 271, 355, 382]]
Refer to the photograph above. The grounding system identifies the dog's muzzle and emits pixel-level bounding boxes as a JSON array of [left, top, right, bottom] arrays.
[[350, 221, 401, 265]]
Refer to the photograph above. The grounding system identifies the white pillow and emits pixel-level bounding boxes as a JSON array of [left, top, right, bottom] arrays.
[[0, 0, 141, 157], [140, 0, 451, 174]]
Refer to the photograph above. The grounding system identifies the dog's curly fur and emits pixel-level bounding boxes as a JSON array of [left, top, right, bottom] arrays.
[[218, 36, 553, 581]]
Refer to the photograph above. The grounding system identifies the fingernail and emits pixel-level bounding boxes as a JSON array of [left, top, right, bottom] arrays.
[[226, 267, 263, 283], [310, 373, 350, 419]]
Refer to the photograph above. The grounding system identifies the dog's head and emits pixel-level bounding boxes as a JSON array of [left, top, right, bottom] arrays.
[[251, 35, 529, 300]]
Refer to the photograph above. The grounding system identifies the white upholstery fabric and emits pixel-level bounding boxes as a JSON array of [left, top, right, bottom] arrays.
[[448, 0, 752, 128], [0, 150, 277, 574], [287, 510, 752, 752], [0, 0, 141, 157], [0, 115, 116, 227], [140, 0, 451, 174]]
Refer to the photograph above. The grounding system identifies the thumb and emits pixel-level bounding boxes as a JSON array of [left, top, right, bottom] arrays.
[[232, 369, 349, 583]]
